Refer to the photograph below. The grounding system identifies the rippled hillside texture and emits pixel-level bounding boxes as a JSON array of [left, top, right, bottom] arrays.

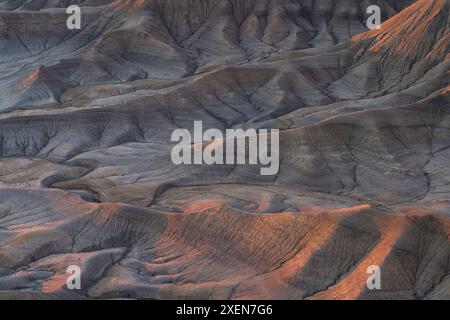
[[0, 0, 449, 300]]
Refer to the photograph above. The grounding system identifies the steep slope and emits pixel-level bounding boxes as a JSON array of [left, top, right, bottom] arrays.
[[0, 0, 449, 300], [0, 188, 448, 299], [0, 0, 415, 111], [329, 0, 450, 98]]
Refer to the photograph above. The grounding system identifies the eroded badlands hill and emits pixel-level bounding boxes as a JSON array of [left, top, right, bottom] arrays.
[[0, 0, 449, 299]]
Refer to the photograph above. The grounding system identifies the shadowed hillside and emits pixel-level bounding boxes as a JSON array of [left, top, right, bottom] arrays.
[[0, 0, 449, 299]]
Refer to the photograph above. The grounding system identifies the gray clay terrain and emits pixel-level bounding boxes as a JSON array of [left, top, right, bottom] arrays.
[[0, 0, 449, 299]]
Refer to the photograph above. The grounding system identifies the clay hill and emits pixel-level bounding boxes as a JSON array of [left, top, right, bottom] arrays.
[[0, 0, 449, 299]]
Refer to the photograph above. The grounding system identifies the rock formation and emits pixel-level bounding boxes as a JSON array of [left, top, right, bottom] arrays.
[[0, 0, 449, 299]]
